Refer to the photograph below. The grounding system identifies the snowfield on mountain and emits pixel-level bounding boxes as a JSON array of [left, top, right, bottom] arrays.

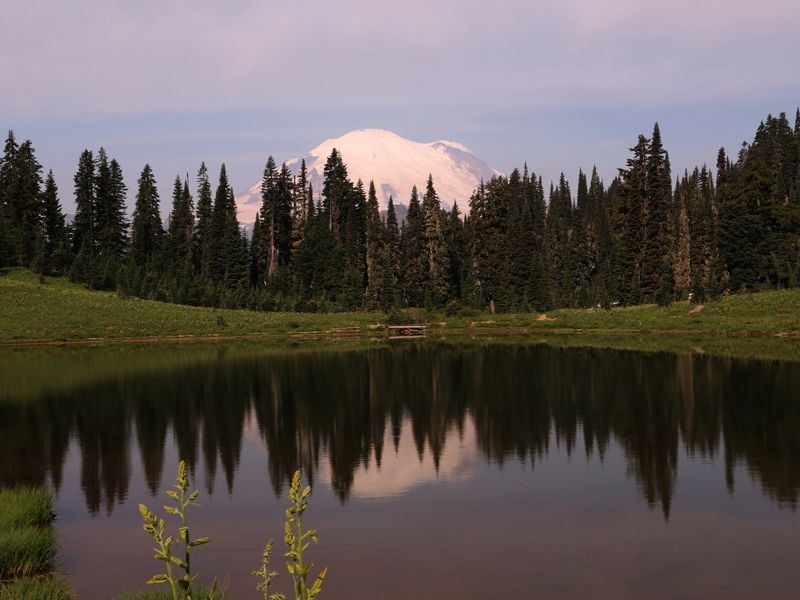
[[235, 128, 501, 223]]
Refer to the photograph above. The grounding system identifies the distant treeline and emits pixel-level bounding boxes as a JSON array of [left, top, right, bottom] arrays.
[[1, 111, 799, 312]]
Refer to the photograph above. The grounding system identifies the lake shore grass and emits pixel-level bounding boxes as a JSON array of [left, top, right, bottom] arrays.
[[0, 486, 72, 599], [1, 267, 798, 347]]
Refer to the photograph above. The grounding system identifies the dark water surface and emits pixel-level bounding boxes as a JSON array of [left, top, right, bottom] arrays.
[[2, 342, 800, 598]]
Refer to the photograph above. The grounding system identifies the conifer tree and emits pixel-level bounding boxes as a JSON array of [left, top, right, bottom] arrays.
[[544, 175, 573, 307], [341, 180, 367, 307], [641, 123, 675, 305], [254, 158, 294, 291], [421, 175, 449, 305], [612, 135, 648, 304], [71, 149, 96, 283], [195, 162, 214, 279], [673, 176, 691, 300], [130, 164, 163, 269], [10, 140, 43, 267], [380, 196, 401, 310], [93, 150, 128, 287], [528, 174, 550, 311], [291, 159, 310, 252], [257, 157, 280, 282], [572, 169, 591, 306], [465, 181, 488, 307], [209, 164, 231, 284], [400, 186, 425, 306], [167, 176, 195, 289], [41, 170, 68, 274], [365, 181, 385, 308], [587, 167, 612, 307], [322, 149, 349, 239], [0, 131, 18, 267], [222, 185, 249, 294], [444, 200, 466, 304]]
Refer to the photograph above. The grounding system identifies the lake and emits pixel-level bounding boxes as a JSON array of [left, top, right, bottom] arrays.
[[1, 340, 799, 598]]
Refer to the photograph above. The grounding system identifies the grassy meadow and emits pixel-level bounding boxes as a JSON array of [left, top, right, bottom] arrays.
[[0, 486, 72, 599], [2, 268, 798, 342], [0, 268, 798, 369]]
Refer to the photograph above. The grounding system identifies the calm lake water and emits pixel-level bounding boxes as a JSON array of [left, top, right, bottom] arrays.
[[2, 341, 800, 599]]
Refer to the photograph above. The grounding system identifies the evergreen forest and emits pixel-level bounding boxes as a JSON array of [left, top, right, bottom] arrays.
[[1, 111, 799, 313]]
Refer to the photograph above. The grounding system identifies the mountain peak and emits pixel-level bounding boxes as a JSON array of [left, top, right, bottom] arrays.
[[236, 129, 500, 223]]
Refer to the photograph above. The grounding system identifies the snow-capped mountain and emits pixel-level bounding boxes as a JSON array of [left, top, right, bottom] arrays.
[[235, 129, 501, 223]]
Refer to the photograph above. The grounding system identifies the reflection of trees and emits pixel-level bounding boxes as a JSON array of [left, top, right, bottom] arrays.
[[1, 344, 799, 517]]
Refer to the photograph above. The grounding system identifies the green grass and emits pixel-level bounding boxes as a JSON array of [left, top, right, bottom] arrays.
[[2, 268, 798, 345], [0, 269, 378, 342], [112, 586, 226, 600], [0, 576, 73, 600], [0, 487, 55, 530], [0, 487, 71, 598], [0, 526, 57, 579], [1, 267, 798, 369], [440, 289, 800, 334], [0, 487, 69, 600], [0, 487, 58, 580]]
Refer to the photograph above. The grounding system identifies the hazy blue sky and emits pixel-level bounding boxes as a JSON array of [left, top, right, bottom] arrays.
[[2, 0, 799, 214]]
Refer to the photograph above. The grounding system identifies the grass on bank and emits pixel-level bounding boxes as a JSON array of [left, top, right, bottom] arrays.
[[0, 486, 72, 599], [0, 577, 74, 600], [0, 269, 378, 342], [112, 588, 225, 600], [1, 267, 799, 344], [0, 487, 57, 579]]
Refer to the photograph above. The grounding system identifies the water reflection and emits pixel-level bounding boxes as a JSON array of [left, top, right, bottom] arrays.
[[2, 344, 799, 518]]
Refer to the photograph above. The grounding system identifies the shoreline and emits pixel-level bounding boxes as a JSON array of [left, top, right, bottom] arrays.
[[1, 325, 798, 349]]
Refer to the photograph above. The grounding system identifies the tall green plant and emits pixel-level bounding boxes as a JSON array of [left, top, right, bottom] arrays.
[[253, 540, 286, 600], [138, 460, 211, 600], [283, 471, 328, 600], [255, 471, 327, 600]]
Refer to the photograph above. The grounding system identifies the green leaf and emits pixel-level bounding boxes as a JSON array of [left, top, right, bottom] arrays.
[[309, 566, 328, 597], [170, 555, 187, 568], [146, 574, 169, 585], [191, 537, 210, 546]]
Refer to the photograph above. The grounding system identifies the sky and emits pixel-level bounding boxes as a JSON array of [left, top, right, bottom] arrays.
[[2, 0, 799, 217]]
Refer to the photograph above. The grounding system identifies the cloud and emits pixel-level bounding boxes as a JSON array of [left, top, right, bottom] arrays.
[[2, 0, 798, 119]]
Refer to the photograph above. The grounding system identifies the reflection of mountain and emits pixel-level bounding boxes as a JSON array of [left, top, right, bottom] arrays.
[[2, 344, 800, 519], [318, 417, 481, 501]]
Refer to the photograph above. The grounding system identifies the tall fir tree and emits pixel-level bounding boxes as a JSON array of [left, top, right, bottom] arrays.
[[381, 196, 401, 310], [41, 170, 69, 274], [673, 175, 691, 300], [400, 185, 425, 306], [421, 175, 450, 306], [70, 149, 96, 283], [0, 131, 19, 266], [195, 162, 214, 279], [10, 140, 43, 268], [291, 159, 310, 252], [130, 164, 163, 268], [364, 181, 385, 308], [209, 164, 231, 284], [166, 176, 195, 291], [641, 123, 675, 305], [444, 200, 466, 305], [612, 135, 648, 304], [93, 149, 128, 287]]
